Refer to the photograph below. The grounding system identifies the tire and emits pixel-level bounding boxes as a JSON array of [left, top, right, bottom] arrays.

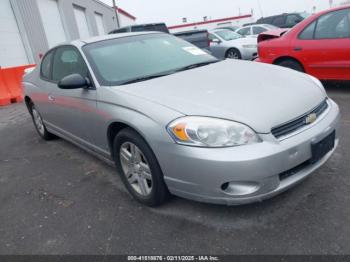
[[30, 103, 56, 141], [226, 48, 242, 60], [113, 128, 170, 207], [276, 59, 304, 72]]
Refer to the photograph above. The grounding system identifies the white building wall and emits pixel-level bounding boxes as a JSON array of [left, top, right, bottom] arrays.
[[37, 0, 67, 48], [1, 0, 136, 67], [73, 5, 93, 39], [95, 12, 106, 35], [0, 0, 28, 68], [118, 13, 136, 27]]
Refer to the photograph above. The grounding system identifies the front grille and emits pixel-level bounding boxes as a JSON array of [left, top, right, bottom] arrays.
[[272, 99, 329, 139]]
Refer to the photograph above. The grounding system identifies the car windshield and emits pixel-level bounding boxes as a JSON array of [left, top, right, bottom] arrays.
[[215, 30, 242, 41], [83, 34, 217, 86]]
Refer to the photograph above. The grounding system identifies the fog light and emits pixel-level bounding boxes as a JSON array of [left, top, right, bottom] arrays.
[[221, 182, 260, 196]]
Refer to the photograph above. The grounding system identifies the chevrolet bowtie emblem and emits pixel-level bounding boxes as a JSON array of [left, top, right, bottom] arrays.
[[305, 113, 317, 124]]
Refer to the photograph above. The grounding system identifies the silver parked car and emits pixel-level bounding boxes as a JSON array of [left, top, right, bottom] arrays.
[[24, 32, 340, 206], [209, 29, 257, 60], [235, 24, 279, 38]]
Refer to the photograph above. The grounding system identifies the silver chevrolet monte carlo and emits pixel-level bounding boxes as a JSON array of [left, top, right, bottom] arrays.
[[23, 32, 340, 207]]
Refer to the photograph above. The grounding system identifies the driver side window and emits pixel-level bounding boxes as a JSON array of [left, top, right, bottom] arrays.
[[314, 9, 350, 39], [209, 33, 220, 41], [52, 46, 89, 82]]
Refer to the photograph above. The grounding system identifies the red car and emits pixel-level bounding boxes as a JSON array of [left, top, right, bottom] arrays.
[[256, 5, 350, 82]]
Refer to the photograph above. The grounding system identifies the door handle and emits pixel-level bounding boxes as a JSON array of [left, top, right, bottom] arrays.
[[294, 47, 303, 51], [48, 95, 55, 101]]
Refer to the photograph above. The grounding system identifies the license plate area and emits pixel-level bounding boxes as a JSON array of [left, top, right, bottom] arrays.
[[310, 131, 335, 164]]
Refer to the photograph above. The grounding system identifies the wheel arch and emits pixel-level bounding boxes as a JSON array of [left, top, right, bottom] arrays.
[[107, 121, 151, 160], [273, 56, 305, 71]]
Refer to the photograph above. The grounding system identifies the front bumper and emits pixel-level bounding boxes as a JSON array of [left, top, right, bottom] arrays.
[[241, 47, 258, 61], [158, 99, 340, 205]]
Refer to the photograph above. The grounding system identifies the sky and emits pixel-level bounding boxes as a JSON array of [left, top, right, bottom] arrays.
[[101, 0, 345, 26]]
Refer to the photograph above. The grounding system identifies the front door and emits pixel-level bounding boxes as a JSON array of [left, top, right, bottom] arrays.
[[48, 46, 97, 144]]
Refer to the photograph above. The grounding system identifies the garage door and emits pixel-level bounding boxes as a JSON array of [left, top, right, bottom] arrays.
[[95, 12, 105, 35], [37, 0, 67, 48], [74, 5, 92, 39], [0, 0, 28, 68]]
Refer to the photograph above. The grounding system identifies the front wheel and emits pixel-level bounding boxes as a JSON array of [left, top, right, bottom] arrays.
[[226, 48, 242, 60], [30, 104, 56, 140], [114, 128, 170, 207]]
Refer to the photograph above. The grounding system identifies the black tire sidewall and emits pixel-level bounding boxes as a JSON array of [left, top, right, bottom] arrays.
[[226, 48, 242, 59], [113, 128, 169, 206], [278, 60, 304, 72]]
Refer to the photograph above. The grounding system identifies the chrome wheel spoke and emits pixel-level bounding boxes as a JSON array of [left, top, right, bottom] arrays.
[[138, 176, 150, 195], [140, 163, 152, 180], [127, 172, 138, 184], [120, 147, 132, 163], [133, 147, 142, 163], [120, 142, 153, 197]]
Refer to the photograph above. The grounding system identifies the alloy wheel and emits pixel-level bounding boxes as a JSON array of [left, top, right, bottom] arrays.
[[120, 142, 153, 196], [32, 107, 45, 136], [227, 50, 240, 59]]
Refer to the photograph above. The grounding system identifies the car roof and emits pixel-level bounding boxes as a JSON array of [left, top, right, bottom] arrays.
[[316, 4, 350, 16], [210, 28, 231, 33]]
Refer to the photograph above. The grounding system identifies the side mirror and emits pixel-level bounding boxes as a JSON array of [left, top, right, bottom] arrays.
[[58, 74, 91, 90], [211, 39, 221, 44]]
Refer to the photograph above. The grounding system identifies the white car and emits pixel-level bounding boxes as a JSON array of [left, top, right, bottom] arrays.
[[236, 24, 279, 38], [209, 29, 257, 60]]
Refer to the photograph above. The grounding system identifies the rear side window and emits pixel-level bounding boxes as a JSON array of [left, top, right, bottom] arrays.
[[286, 14, 302, 27], [237, 27, 251, 36], [132, 24, 169, 33], [253, 26, 267, 35], [273, 16, 286, 26], [264, 17, 274, 24], [41, 51, 54, 80], [116, 27, 129, 33], [299, 21, 317, 39], [52, 46, 88, 82], [208, 33, 220, 41]]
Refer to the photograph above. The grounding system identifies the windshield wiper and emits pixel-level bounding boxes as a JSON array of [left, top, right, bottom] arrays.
[[119, 73, 171, 85], [173, 60, 219, 73], [118, 60, 219, 85]]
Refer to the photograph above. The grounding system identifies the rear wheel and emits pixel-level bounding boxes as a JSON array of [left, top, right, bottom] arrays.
[[226, 48, 242, 60], [114, 128, 170, 207], [30, 104, 56, 140], [276, 59, 304, 72]]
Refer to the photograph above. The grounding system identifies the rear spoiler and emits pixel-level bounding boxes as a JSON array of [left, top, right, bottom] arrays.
[[257, 29, 289, 43]]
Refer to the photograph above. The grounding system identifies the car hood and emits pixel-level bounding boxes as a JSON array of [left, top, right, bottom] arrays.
[[115, 60, 326, 133]]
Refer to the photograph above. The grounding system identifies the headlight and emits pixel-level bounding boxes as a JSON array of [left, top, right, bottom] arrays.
[[167, 116, 260, 147], [308, 75, 327, 96], [242, 44, 257, 49]]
